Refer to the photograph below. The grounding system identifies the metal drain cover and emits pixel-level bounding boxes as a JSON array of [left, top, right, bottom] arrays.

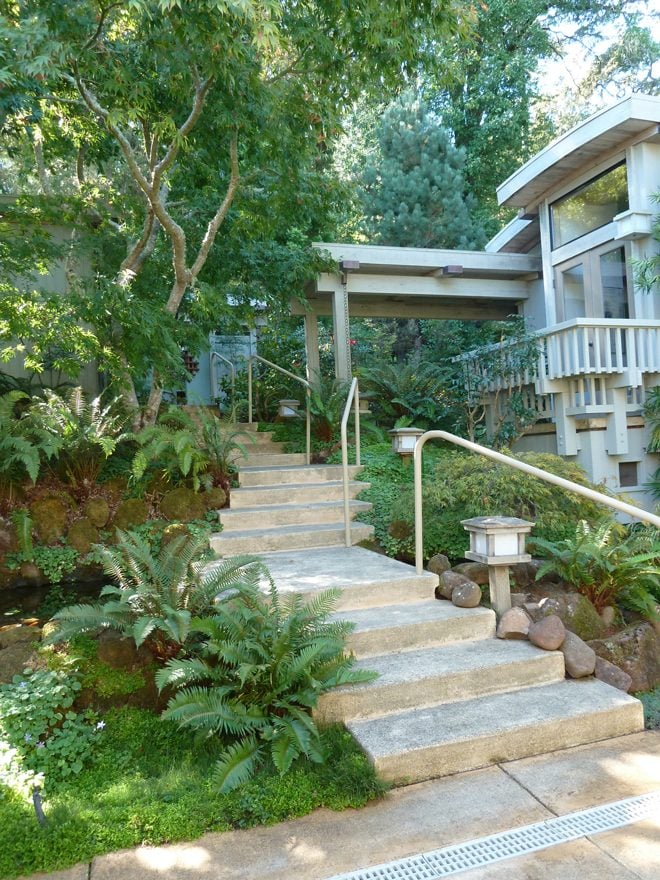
[[328, 790, 660, 880]]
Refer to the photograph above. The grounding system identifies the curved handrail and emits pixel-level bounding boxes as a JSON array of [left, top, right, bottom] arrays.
[[414, 430, 660, 574], [247, 354, 311, 465], [341, 377, 361, 546], [210, 352, 236, 420]]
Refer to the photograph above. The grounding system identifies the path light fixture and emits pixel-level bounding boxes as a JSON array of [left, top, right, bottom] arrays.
[[461, 516, 534, 615], [389, 427, 425, 459], [278, 399, 301, 418]]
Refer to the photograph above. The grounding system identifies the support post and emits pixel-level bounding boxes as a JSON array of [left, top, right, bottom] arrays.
[[304, 311, 321, 387], [488, 567, 512, 616], [332, 282, 351, 382]]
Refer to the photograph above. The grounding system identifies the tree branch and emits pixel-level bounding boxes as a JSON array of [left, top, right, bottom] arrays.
[[189, 132, 239, 282], [82, 3, 122, 51], [152, 77, 213, 189]]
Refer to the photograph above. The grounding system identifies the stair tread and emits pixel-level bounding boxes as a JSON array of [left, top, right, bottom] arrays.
[[238, 464, 360, 473], [335, 599, 494, 634], [348, 639, 561, 689], [222, 500, 372, 515], [347, 678, 642, 759], [231, 480, 368, 493], [213, 521, 373, 539]]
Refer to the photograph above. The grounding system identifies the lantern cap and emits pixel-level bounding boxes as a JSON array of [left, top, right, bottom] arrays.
[[461, 516, 534, 532]]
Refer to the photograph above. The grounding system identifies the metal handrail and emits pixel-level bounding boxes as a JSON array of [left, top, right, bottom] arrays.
[[247, 354, 311, 465], [341, 377, 361, 546], [210, 352, 236, 420], [414, 429, 660, 574]]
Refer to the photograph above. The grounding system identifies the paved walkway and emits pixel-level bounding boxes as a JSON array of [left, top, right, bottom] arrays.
[[29, 731, 660, 880]]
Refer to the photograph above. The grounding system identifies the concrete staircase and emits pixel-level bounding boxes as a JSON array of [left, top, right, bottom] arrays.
[[253, 547, 644, 786], [211, 423, 374, 556]]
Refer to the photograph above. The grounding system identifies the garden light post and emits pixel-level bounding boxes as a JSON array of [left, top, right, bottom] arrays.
[[389, 427, 424, 461], [277, 399, 301, 418], [461, 516, 534, 616]]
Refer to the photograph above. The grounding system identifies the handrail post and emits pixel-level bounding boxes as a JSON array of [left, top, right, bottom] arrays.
[[341, 377, 359, 547], [414, 435, 425, 574], [248, 357, 253, 425], [354, 382, 361, 466], [305, 386, 311, 466]]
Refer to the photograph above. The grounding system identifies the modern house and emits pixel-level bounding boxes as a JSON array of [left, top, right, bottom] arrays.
[[300, 94, 660, 511]]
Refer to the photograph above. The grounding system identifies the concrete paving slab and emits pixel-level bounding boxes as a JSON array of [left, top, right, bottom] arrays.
[[442, 837, 641, 880], [90, 765, 550, 880], [591, 816, 660, 879], [503, 731, 660, 812]]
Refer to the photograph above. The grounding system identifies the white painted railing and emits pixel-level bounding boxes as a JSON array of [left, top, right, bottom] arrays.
[[247, 355, 312, 465], [461, 320, 660, 394], [340, 378, 361, 547], [413, 430, 660, 574]]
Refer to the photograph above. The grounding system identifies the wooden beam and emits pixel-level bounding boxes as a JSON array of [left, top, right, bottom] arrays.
[[290, 297, 516, 321], [315, 272, 528, 300]]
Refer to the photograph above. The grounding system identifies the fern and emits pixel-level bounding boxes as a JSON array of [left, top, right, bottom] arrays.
[[160, 578, 377, 790]]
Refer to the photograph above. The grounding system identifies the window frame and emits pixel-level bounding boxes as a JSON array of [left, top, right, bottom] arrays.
[[554, 241, 633, 323]]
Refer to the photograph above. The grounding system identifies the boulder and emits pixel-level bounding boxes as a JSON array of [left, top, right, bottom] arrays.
[[427, 554, 451, 576], [528, 615, 566, 651], [589, 622, 660, 692], [84, 497, 110, 528], [510, 560, 545, 588], [533, 592, 607, 642], [452, 562, 489, 585], [452, 581, 482, 608], [510, 593, 528, 608], [436, 570, 473, 601], [594, 656, 632, 693], [159, 488, 206, 523], [97, 630, 149, 669], [112, 498, 149, 531], [0, 524, 18, 555], [161, 523, 191, 546], [19, 561, 46, 586], [203, 487, 227, 510], [0, 624, 42, 650], [496, 607, 531, 640], [561, 631, 596, 678], [67, 517, 100, 554], [30, 496, 69, 544], [0, 642, 40, 683]]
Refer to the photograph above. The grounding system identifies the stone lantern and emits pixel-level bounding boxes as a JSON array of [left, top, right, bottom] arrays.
[[389, 427, 425, 458], [461, 516, 534, 615]]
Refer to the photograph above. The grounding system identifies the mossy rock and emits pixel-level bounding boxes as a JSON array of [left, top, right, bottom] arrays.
[[161, 523, 191, 546], [67, 517, 100, 554], [84, 497, 110, 528], [112, 498, 149, 531], [566, 594, 608, 642], [203, 486, 227, 510], [0, 524, 18, 555], [30, 496, 69, 544], [159, 488, 206, 523]]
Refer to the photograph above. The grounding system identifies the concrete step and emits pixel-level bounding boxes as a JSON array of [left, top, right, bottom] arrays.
[[229, 480, 369, 508], [211, 521, 374, 555], [347, 678, 644, 784], [232, 433, 284, 449], [219, 500, 372, 531], [252, 547, 438, 611], [337, 600, 496, 658], [238, 464, 363, 487], [315, 640, 565, 724], [235, 452, 308, 467]]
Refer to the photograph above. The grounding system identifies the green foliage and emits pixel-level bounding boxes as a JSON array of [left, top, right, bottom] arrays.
[[0, 669, 100, 795], [636, 686, 660, 731], [0, 391, 60, 498], [360, 360, 449, 429], [634, 192, 660, 295], [385, 450, 606, 562], [158, 580, 376, 791], [132, 407, 211, 490], [0, 708, 385, 878], [52, 636, 147, 699], [30, 388, 128, 488], [531, 520, 660, 615], [48, 530, 267, 660], [6, 544, 79, 586], [360, 92, 486, 249], [643, 385, 660, 500]]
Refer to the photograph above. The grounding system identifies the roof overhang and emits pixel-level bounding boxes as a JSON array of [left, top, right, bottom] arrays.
[[497, 94, 660, 210]]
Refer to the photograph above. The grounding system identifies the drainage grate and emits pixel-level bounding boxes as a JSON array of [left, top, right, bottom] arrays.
[[327, 790, 660, 880]]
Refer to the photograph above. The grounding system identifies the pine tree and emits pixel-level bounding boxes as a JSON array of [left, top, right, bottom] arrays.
[[361, 94, 486, 250]]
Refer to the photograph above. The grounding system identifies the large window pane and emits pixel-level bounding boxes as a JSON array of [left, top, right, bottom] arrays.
[[561, 263, 586, 320], [600, 247, 629, 319], [551, 164, 628, 249]]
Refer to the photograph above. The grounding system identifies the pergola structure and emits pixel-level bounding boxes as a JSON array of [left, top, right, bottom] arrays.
[[293, 243, 542, 382]]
